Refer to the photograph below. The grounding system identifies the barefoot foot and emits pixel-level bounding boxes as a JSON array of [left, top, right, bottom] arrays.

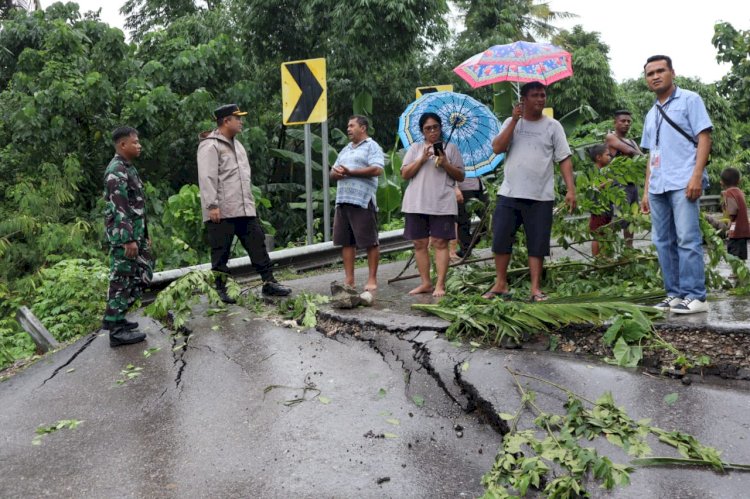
[[408, 283, 435, 295], [364, 279, 378, 292], [432, 286, 446, 298]]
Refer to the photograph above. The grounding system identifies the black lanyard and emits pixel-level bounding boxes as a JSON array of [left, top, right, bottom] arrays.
[[654, 87, 678, 147]]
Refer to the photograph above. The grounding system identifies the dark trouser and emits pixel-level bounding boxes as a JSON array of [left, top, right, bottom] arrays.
[[456, 189, 487, 255], [104, 242, 154, 323], [728, 238, 748, 260], [206, 217, 274, 283]]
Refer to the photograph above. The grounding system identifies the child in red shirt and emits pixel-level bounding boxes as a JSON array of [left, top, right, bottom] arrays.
[[720, 168, 750, 260], [588, 144, 613, 256]]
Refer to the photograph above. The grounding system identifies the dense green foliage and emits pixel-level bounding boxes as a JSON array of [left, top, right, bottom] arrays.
[[1, 2, 749, 372], [31, 259, 109, 341], [713, 22, 750, 124], [0, 258, 108, 365]]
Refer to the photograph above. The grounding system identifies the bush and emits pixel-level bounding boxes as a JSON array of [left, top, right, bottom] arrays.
[[31, 259, 109, 342]]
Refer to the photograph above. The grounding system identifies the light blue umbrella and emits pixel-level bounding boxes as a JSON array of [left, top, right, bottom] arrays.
[[398, 91, 504, 178]]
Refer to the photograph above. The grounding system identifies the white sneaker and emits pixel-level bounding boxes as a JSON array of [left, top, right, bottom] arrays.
[[653, 296, 681, 310], [670, 297, 709, 314]]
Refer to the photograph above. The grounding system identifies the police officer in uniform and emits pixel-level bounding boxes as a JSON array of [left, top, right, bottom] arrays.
[[197, 104, 291, 302]]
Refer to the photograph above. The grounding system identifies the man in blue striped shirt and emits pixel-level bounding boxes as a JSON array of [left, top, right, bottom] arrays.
[[331, 115, 385, 291]]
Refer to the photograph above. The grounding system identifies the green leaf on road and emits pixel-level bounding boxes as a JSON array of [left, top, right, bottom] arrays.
[[143, 347, 161, 358], [386, 418, 400, 426], [412, 395, 425, 407], [378, 388, 387, 399], [498, 412, 516, 421], [612, 338, 643, 367], [318, 396, 331, 405], [383, 433, 399, 439], [664, 392, 679, 405], [462, 361, 470, 372], [32, 419, 84, 445]]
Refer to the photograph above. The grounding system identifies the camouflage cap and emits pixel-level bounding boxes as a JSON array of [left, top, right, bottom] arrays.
[[214, 104, 248, 120]]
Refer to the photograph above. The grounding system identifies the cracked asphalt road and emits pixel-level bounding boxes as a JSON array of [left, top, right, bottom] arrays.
[[2, 260, 750, 498], [0, 305, 498, 498]]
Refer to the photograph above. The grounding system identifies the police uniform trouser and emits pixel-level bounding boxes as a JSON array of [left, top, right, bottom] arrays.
[[206, 216, 273, 282], [104, 242, 154, 323]]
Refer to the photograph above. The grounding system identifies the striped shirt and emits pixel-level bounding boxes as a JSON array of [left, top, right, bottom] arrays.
[[334, 138, 385, 208]]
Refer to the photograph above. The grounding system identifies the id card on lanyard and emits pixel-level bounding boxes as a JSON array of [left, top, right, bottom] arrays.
[[651, 87, 677, 170], [649, 148, 661, 169]]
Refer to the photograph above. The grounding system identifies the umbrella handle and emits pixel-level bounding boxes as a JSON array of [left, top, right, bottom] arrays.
[[445, 124, 456, 145]]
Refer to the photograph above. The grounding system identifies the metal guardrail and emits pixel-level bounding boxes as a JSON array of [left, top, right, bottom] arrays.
[[151, 195, 724, 289], [150, 228, 413, 289], [701, 194, 721, 211]]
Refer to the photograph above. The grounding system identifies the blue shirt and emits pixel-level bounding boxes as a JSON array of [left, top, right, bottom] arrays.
[[334, 138, 384, 208], [640, 87, 712, 194]]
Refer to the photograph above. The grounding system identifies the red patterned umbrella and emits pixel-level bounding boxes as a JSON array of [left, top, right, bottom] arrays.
[[454, 41, 573, 89]]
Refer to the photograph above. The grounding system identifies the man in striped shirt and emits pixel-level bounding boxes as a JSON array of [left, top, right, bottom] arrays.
[[330, 115, 385, 291]]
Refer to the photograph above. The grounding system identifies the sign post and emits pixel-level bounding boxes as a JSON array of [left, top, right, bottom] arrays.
[[321, 120, 330, 241], [303, 124, 314, 244], [281, 58, 328, 244]]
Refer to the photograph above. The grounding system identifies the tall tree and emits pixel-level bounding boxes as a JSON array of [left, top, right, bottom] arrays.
[[547, 25, 617, 118], [712, 22, 750, 122], [0, 2, 259, 280], [120, 0, 218, 41], [0, 2, 131, 280], [235, 0, 450, 139], [455, 0, 575, 46]]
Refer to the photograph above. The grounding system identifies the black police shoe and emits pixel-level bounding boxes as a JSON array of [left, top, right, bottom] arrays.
[[217, 288, 237, 304], [109, 328, 147, 348], [262, 281, 291, 297], [102, 319, 139, 331]]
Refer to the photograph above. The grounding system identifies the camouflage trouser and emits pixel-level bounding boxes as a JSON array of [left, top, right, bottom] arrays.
[[103, 242, 154, 323]]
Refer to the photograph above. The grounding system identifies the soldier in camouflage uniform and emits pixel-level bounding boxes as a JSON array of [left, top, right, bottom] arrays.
[[102, 126, 154, 347]]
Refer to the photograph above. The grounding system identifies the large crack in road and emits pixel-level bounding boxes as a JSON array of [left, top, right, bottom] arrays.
[[40, 331, 98, 386], [316, 315, 511, 439], [171, 332, 189, 391]]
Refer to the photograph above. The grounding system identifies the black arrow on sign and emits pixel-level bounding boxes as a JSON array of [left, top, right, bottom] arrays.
[[287, 62, 324, 123]]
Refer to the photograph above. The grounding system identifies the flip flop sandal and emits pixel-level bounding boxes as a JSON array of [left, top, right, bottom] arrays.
[[530, 292, 549, 302], [482, 290, 512, 301]]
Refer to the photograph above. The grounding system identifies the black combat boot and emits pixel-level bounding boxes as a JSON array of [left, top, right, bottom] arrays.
[[215, 275, 237, 304], [110, 327, 146, 347], [262, 280, 291, 297]]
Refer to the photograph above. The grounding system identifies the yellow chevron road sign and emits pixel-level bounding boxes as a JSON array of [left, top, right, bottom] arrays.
[[415, 84, 453, 99], [281, 58, 327, 125]]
